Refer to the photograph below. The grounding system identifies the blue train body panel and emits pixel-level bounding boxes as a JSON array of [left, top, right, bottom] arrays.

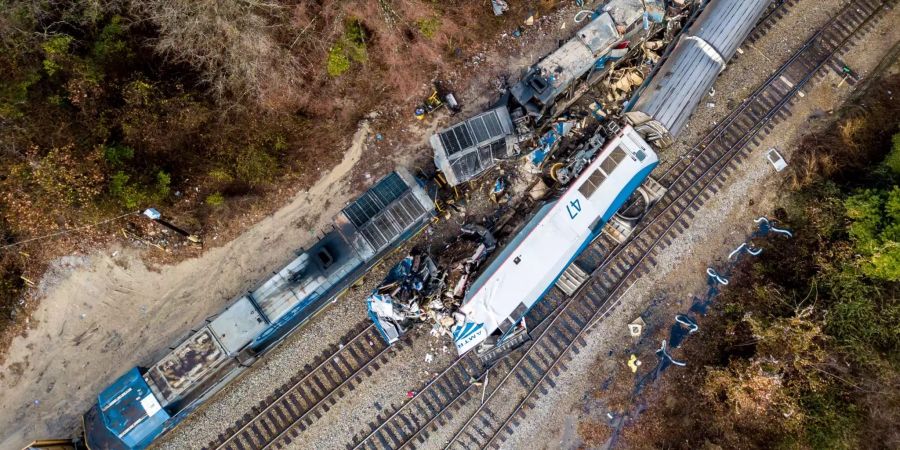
[[83, 368, 169, 450], [83, 169, 434, 449]]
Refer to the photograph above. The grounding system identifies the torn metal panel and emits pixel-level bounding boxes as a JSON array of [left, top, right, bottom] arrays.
[[431, 106, 516, 186], [367, 293, 406, 344], [604, 0, 650, 28], [525, 120, 577, 170], [367, 254, 443, 345], [512, 13, 620, 115]]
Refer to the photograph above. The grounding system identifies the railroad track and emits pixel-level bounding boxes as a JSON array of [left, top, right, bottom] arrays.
[[205, 1, 890, 448], [746, 0, 799, 44], [441, 1, 893, 448], [205, 321, 404, 450], [344, 1, 892, 448]]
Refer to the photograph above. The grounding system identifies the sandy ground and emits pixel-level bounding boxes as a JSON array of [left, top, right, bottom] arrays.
[[0, 2, 597, 449], [0, 115, 379, 448]]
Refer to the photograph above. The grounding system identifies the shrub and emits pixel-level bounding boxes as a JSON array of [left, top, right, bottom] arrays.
[[886, 131, 900, 175], [844, 189, 883, 253], [0, 70, 41, 120], [326, 44, 351, 77], [344, 19, 368, 63], [326, 19, 368, 77], [801, 392, 862, 450], [205, 192, 225, 206], [234, 147, 277, 185], [92, 15, 131, 62], [41, 35, 74, 76], [208, 168, 233, 182], [417, 18, 441, 39], [103, 144, 134, 167], [108, 169, 171, 210], [32, 144, 106, 206], [155, 170, 171, 198], [109, 171, 144, 209]]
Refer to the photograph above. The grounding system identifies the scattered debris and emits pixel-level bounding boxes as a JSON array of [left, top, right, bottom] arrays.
[[766, 147, 788, 172], [627, 354, 641, 372], [491, 0, 508, 16], [628, 317, 645, 337], [490, 177, 507, 203], [525, 120, 578, 172], [415, 82, 459, 120], [366, 252, 444, 344]]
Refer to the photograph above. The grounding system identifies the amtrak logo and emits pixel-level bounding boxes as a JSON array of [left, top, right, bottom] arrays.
[[452, 321, 487, 353], [452, 321, 484, 341]]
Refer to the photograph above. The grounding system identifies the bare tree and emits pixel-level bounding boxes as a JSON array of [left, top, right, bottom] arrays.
[[131, 0, 304, 110]]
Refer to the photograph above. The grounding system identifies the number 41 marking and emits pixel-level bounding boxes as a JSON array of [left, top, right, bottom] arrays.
[[566, 199, 582, 219]]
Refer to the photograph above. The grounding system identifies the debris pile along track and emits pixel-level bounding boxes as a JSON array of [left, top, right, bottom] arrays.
[[343, 1, 893, 448], [205, 321, 401, 450], [344, 264, 604, 450], [441, 1, 894, 448]]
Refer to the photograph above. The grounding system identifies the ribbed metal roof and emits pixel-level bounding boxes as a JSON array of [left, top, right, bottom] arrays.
[[631, 37, 722, 139], [690, 0, 770, 60], [626, 0, 770, 141]]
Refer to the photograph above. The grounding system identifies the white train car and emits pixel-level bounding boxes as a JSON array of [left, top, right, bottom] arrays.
[[452, 126, 658, 354]]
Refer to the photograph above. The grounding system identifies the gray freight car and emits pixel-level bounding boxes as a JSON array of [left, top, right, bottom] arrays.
[[625, 0, 771, 147]]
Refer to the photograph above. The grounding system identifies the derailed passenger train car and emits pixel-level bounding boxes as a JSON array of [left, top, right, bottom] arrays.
[[625, 0, 771, 146], [83, 169, 434, 449], [452, 126, 658, 354]]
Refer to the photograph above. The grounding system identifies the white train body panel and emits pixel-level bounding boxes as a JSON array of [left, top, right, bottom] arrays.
[[453, 126, 658, 354]]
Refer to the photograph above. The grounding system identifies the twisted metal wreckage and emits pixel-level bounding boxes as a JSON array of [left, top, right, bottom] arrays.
[[368, 0, 709, 352]]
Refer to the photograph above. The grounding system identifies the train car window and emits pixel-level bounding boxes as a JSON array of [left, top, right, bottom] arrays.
[[579, 169, 606, 198], [600, 154, 618, 175], [589, 169, 606, 187], [610, 147, 627, 164]]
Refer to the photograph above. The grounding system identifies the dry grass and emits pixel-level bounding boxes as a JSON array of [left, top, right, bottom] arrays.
[[789, 75, 900, 189], [134, 0, 519, 116]]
